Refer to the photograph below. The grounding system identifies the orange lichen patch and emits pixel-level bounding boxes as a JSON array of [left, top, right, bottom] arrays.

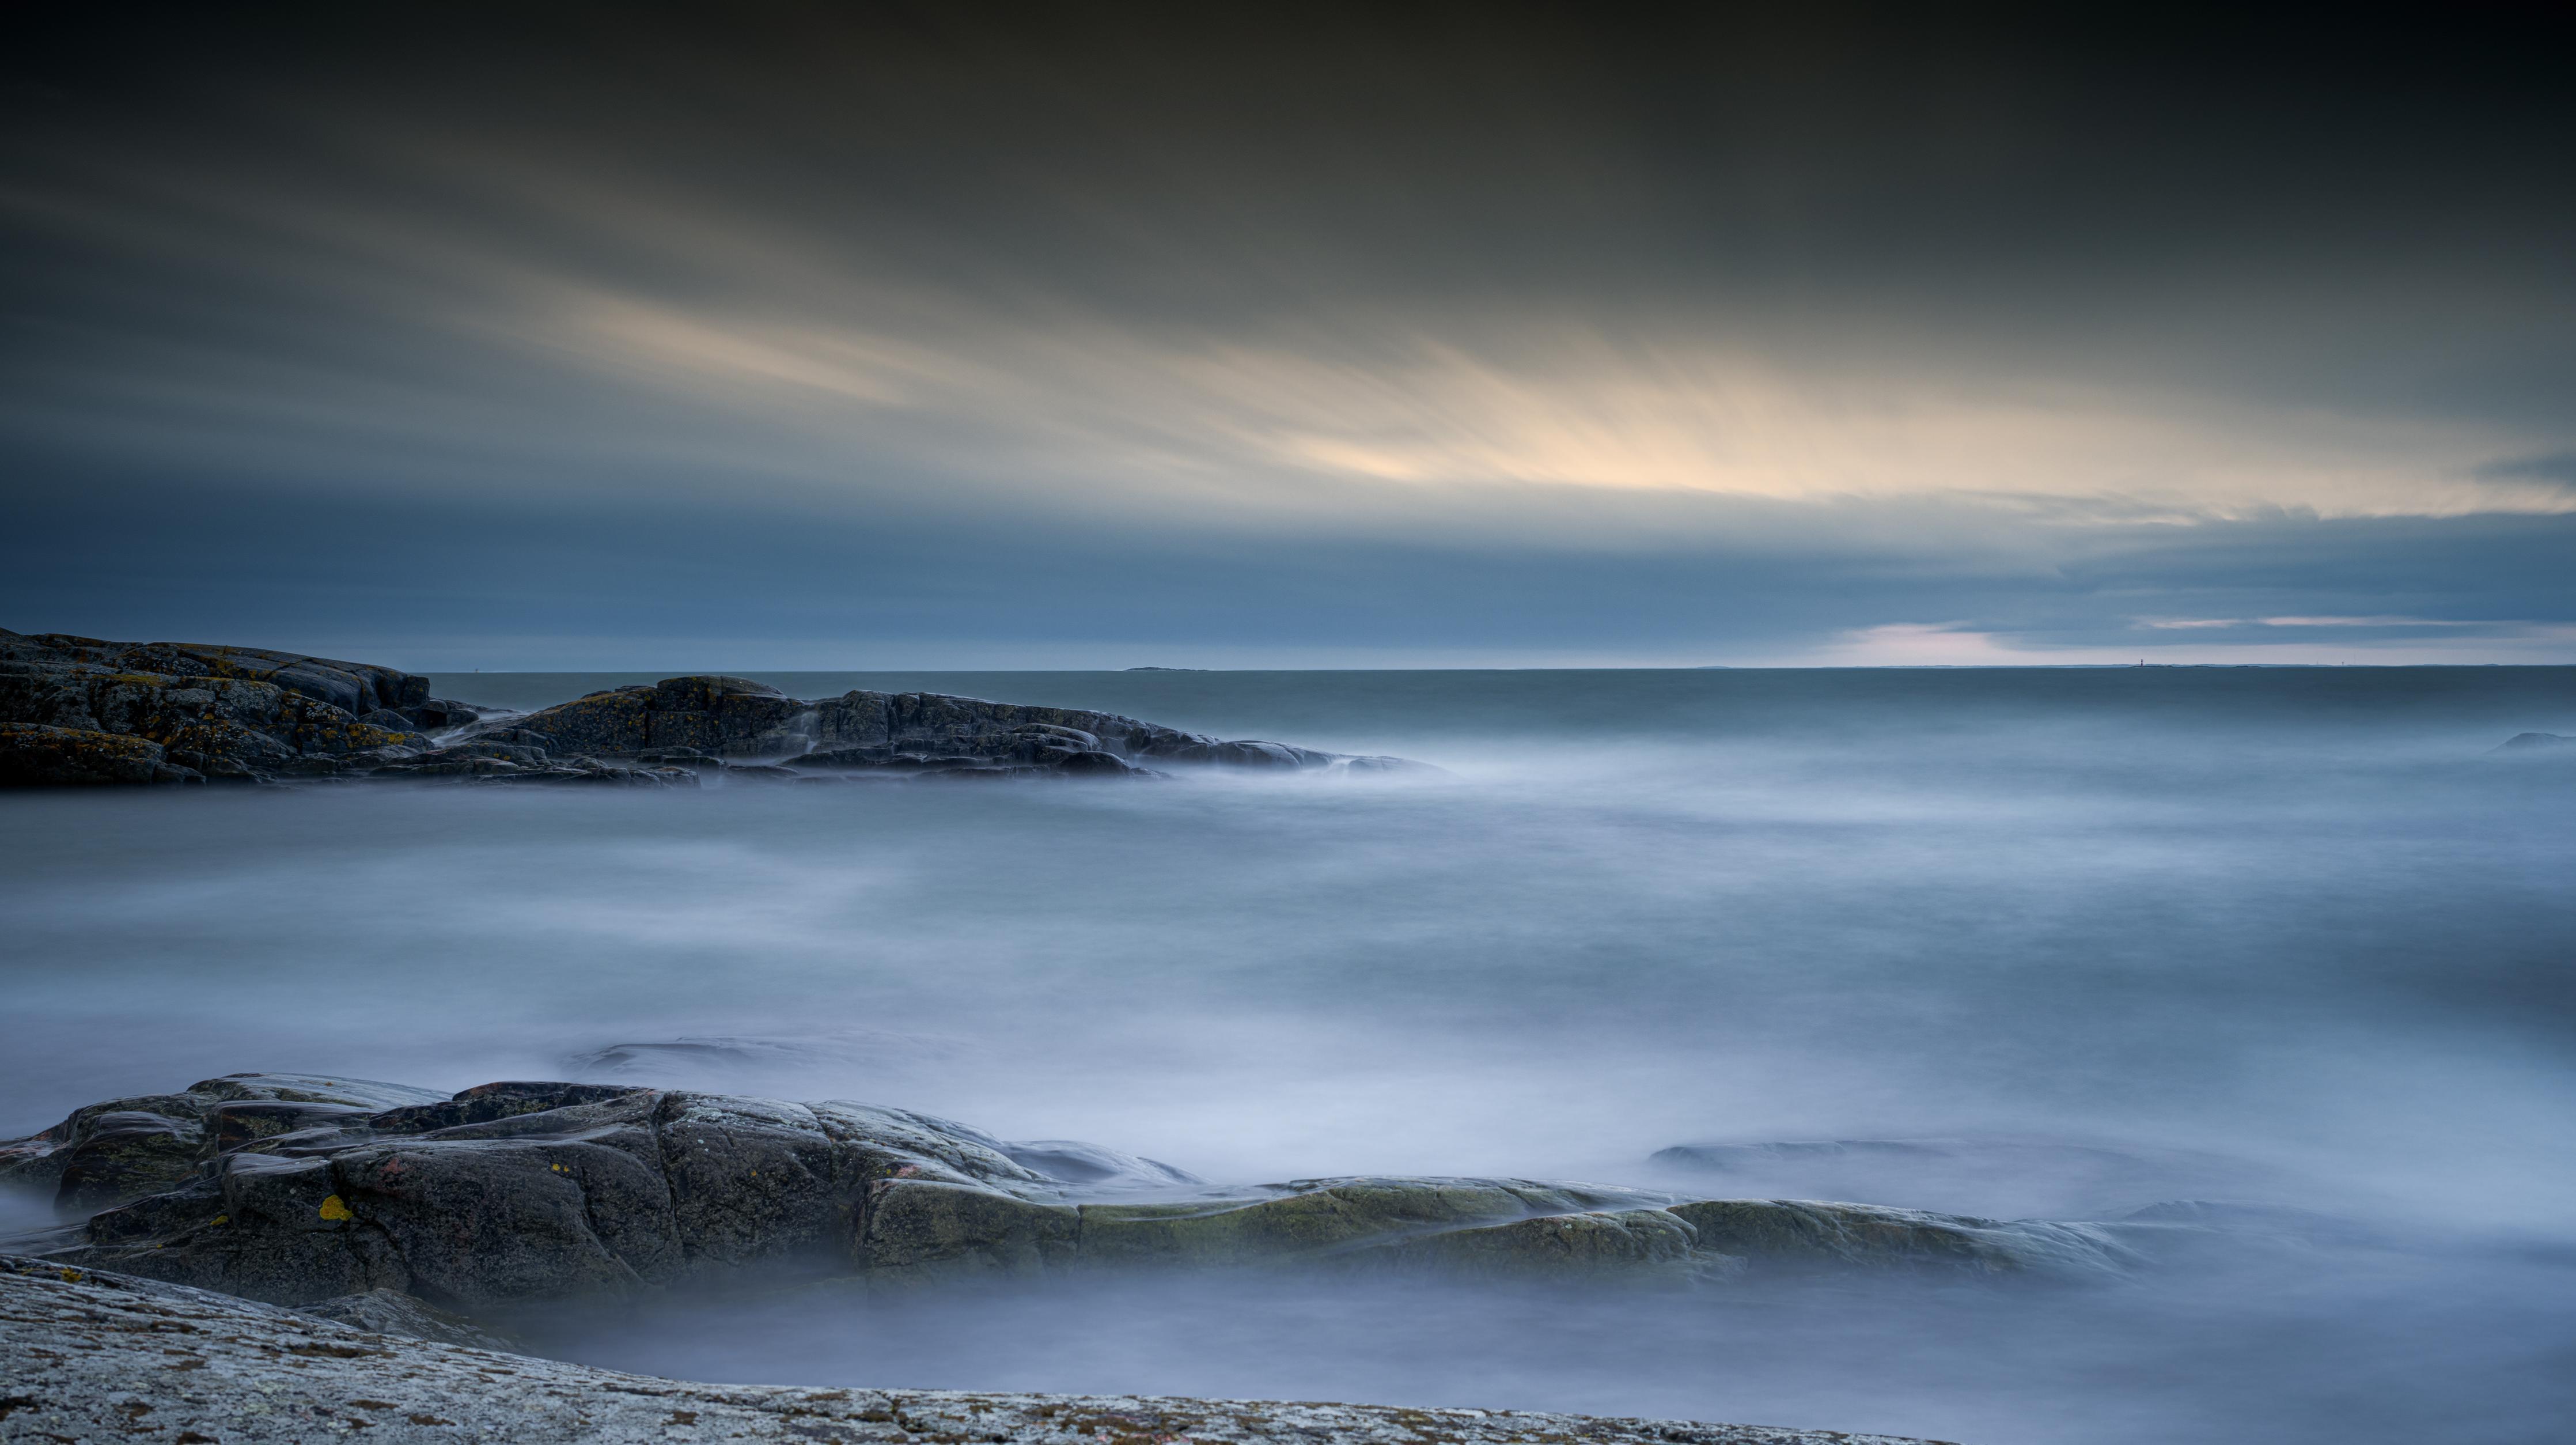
[[317, 1194, 354, 1222]]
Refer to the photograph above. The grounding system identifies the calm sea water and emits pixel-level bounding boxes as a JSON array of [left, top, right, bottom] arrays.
[[5, 667, 2573, 1443]]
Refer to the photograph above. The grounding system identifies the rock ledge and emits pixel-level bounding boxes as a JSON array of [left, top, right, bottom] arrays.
[[0, 1256, 1948, 1445]]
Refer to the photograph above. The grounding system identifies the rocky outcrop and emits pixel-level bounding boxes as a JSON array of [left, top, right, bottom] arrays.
[[510, 673, 1425, 778], [0, 630, 481, 786], [0, 1257, 1947, 1445], [5, 1076, 2178, 1324], [0, 1073, 447, 1212], [0, 629, 1427, 785]]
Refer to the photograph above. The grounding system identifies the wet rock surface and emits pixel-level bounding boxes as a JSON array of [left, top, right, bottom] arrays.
[[0, 629, 1427, 785], [6, 1076, 2237, 1325], [0, 1255, 1945, 1445], [1648, 1137, 2276, 1221]]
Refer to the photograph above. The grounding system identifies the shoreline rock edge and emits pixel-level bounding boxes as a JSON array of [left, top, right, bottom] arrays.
[[0, 1256, 1952, 1445]]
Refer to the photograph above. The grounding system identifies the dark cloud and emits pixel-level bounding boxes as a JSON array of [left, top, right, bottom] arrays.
[[2, 2, 2571, 662]]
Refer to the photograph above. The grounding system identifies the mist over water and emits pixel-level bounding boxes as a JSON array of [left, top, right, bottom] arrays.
[[6, 668, 2574, 1443]]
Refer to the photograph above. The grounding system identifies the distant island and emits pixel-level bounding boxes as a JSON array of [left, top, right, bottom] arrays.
[[0, 629, 1421, 786]]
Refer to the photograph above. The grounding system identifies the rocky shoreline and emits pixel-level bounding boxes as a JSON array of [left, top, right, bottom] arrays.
[[0, 1071, 2355, 1444], [0, 1076, 2028, 1445], [0, 630, 1422, 786], [3, 1073, 2284, 1312], [0, 1257, 1946, 1445]]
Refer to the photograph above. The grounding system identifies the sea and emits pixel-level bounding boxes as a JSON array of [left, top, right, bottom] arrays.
[[5, 666, 2573, 1444]]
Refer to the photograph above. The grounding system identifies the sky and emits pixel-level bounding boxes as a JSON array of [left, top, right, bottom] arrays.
[[3, 2, 2572, 669]]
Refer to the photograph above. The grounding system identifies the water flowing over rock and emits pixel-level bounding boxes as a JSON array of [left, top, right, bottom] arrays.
[[0, 629, 1430, 785], [0, 1257, 1948, 1445], [1649, 1137, 2275, 1220], [5, 1075, 2223, 1323]]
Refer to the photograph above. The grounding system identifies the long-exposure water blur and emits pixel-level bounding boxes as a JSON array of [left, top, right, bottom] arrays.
[[6, 666, 2571, 1444]]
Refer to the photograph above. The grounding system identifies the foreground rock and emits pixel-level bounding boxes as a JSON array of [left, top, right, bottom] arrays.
[[0, 1257, 1945, 1445], [0, 629, 1426, 785], [3, 1075, 2199, 1323]]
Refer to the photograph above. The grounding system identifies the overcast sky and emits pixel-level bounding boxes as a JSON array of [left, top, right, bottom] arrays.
[[3, 3, 2571, 667]]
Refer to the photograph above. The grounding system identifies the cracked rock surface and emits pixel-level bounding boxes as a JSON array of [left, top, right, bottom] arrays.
[[0, 1256, 1947, 1445]]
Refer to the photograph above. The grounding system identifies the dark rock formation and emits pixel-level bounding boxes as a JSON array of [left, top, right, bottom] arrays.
[[5, 1075, 2180, 1324], [510, 673, 1426, 777], [0, 723, 193, 786], [1, 629, 1430, 785], [0, 1257, 1946, 1445], [0, 1073, 446, 1209], [0, 630, 482, 786]]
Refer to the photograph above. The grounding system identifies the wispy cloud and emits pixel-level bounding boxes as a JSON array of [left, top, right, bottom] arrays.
[[1818, 619, 2576, 667], [2, 5, 2571, 663], [2139, 615, 2496, 630], [543, 292, 2576, 522]]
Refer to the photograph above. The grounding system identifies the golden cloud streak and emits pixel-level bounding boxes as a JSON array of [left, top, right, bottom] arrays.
[[554, 294, 2576, 521]]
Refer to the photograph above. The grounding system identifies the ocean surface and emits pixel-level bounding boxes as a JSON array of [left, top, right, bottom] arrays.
[[5, 667, 2574, 1444]]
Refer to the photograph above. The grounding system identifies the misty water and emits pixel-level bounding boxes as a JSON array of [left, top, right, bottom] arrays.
[[6, 667, 2574, 1444]]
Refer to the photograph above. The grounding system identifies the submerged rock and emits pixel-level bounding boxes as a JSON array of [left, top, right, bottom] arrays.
[[1649, 1136, 2270, 1220], [562, 1031, 967, 1088], [2493, 731, 2575, 754], [998, 1138, 1201, 1190], [0, 1256, 1946, 1445], [7, 1075, 2169, 1321], [1668, 1199, 2145, 1280]]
